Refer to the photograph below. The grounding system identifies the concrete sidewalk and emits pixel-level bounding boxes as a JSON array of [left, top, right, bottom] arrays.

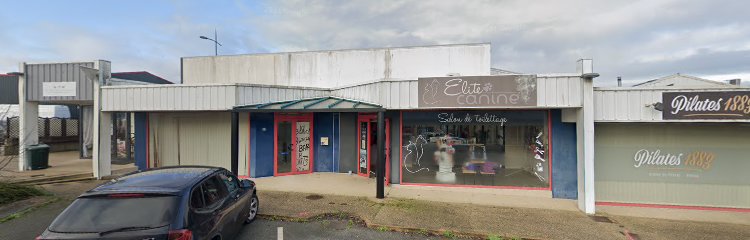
[[257, 190, 626, 240], [252, 173, 579, 212], [257, 190, 750, 240], [253, 173, 750, 239], [0, 151, 135, 184]]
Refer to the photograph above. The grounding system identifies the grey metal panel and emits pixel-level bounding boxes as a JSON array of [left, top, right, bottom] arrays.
[[0, 75, 19, 104], [387, 111, 400, 184], [594, 88, 750, 122], [26, 62, 95, 102], [338, 112, 357, 173]]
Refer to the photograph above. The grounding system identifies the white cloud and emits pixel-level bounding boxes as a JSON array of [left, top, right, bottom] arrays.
[[244, 0, 750, 84], [1, 0, 749, 86]]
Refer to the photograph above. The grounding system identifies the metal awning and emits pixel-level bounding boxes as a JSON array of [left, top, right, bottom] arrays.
[[233, 96, 383, 112]]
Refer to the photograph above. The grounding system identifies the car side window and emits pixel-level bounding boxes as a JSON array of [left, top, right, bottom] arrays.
[[219, 172, 240, 194], [201, 176, 229, 207], [190, 186, 205, 209]]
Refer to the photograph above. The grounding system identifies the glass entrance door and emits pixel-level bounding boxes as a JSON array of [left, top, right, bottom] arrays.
[[276, 120, 293, 174], [357, 114, 390, 184], [274, 113, 314, 176]]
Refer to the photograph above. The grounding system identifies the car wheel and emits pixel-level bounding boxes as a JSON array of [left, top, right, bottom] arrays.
[[245, 194, 259, 224]]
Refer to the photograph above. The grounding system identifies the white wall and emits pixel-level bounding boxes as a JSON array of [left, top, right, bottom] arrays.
[[181, 44, 491, 88]]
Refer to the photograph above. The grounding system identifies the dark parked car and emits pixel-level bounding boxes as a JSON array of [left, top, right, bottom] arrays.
[[37, 166, 259, 240]]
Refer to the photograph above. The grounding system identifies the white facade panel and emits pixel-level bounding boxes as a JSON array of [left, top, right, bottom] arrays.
[[594, 87, 750, 122], [104, 74, 585, 111], [182, 43, 490, 88], [102, 85, 237, 111], [329, 75, 583, 109], [535, 76, 583, 108]]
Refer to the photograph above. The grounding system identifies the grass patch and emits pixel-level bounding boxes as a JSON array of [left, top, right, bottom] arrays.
[[0, 181, 48, 205], [346, 219, 354, 229], [383, 199, 429, 212], [442, 230, 456, 239], [376, 226, 389, 232]]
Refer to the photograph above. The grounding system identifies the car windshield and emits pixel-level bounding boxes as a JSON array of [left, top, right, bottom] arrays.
[[48, 195, 178, 233]]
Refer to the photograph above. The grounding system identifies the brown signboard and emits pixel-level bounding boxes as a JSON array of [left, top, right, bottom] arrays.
[[418, 75, 537, 108], [663, 91, 750, 119]]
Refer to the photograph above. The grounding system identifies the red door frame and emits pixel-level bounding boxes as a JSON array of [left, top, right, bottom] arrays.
[[357, 114, 390, 184], [273, 113, 314, 176]]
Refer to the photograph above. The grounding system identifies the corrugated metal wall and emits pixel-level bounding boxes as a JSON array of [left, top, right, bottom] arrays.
[[103, 75, 584, 111], [148, 112, 244, 172], [594, 88, 750, 122], [26, 62, 95, 102], [0, 75, 19, 104], [333, 76, 583, 109], [102, 85, 237, 111], [236, 85, 329, 106]]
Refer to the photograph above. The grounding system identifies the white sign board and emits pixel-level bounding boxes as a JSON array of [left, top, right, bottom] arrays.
[[43, 82, 77, 97]]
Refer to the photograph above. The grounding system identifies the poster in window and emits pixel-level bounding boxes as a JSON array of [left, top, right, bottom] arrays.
[[295, 122, 311, 171], [359, 122, 368, 174]]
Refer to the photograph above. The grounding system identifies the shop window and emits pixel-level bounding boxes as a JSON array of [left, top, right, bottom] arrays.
[[401, 111, 550, 188]]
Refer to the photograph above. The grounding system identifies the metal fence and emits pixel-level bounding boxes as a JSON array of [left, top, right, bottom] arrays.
[[5, 117, 79, 139]]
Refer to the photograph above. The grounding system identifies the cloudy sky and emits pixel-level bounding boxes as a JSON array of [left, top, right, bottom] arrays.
[[1, 0, 748, 86]]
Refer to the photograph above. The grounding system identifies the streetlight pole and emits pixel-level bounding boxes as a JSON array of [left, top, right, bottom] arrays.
[[199, 29, 222, 56]]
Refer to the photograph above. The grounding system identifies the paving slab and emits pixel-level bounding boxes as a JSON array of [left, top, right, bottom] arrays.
[[608, 214, 750, 240], [258, 190, 628, 240], [0, 151, 135, 184]]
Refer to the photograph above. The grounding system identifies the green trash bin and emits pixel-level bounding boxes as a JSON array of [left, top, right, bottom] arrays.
[[26, 144, 50, 170]]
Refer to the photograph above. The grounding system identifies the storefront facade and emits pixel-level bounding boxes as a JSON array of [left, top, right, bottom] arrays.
[[594, 85, 750, 209], [399, 110, 551, 189], [100, 44, 597, 213]]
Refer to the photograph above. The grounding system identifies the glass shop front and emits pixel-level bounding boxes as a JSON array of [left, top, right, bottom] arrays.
[[400, 110, 550, 188]]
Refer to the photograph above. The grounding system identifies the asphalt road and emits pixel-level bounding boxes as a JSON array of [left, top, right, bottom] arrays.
[[0, 180, 448, 240], [240, 218, 445, 240], [0, 180, 101, 240]]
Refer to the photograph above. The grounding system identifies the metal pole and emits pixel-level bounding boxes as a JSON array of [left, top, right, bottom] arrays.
[[230, 111, 239, 175], [214, 29, 218, 56], [376, 111, 385, 199]]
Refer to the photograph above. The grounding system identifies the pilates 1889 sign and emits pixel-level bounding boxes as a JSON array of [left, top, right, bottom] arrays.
[[418, 75, 537, 108], [663, 91, 750, 120]]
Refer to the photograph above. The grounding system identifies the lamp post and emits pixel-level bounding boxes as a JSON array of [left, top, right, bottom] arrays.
[[199, 29, 222, 56]]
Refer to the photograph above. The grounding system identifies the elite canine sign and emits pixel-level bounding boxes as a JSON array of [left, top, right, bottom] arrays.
[[418, 75, 537, 108]]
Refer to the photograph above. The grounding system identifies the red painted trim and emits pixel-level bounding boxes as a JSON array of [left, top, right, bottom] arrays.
[[356, 119, 360, 175], [357, 114, 391, 185], [253, 113, 256, 178], [386, 119, 390, 186], [398, 109, 553, 190], [273, 113, 314, 176], [273, 114, 279, 176], [401, 182, 550, 191], [396, 111, 406, 185], [596, 202, 750, 213], [547, 110, 552, 191], [146, 113, 150, 169]]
